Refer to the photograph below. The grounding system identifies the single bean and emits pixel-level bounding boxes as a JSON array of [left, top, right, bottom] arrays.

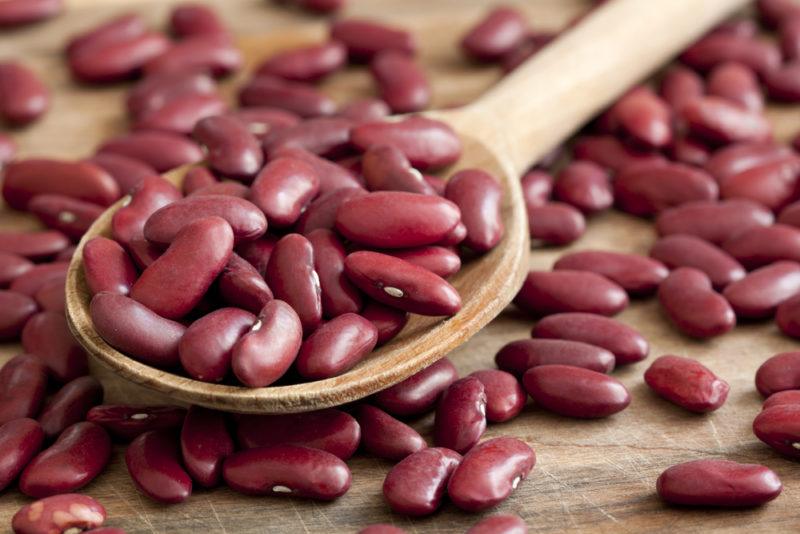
[[433, 377, 487, 453], [657, 459, 782, 506], [763, 390, 800, 410], [355, 405, 425, 460], [381, 246, 461, 278], [250, 157, 320, 227], [520, 170, 552, 208], [38, 376, 103, 439], [467, 515, 528, 534], [67, 13, 145, 57], [12, 494, 106, 534], [22, 311, 88, 383], [127, 70, 217, 119], [722, 224, 800, 269], [0, 61, 49, 125], [720, 156, 800, 211], [111, 175, 181, 246], [265, 234, 322, 334], [707, 61, 763, 111], [461, 6, 528, 61], [215, 254, 271, 313], [723, 261, 800, 318], [239, 75, 336, 117], [338, 98, 390, 123], [447, 437, 535, 512], [98, 130, 204, 172], [763, 61, 800, 102], [0, 418, 44, 492], [445, 168, 504, 252], [660, 65, 705, 112], [659, 267, 736, 338], [680, 33, 781, 74], [235, 235, 277, 277], [755, 351, 800, 397], [308, 229, 362, 318], [382, 447, 462, 516], [361, 300, 408, 345], [296, 313, 378, 379], [611, 86, 673, 147], [330, 18, 415, 61], [193, 114, 263, 180], [495, 338, 616, 375], [69, 31, 171, 83], [553, 250, 667, 296], [182, 166, 218, 195], [644, 355, 729, 413], [134, 92, 227, 135], [263, 113, 350, 159], [650, 234, 745, 289], [10, 262, 68, 297], [681, 96, 771, 144], [83, 237, 138, 296], [656, 199, 774, 245], [373, 357, 458, 417], [55, 246, 77, 262], [370, 50, 430, 113], [126, 430, 192, 503], [0, 290, 37, 340], [753, 404, 800, 459], [668, 135, 712, 166], [615, 162, 718, 217], [180, 406, 233, 488], [705, 142, 795, 183], [0, 355, 48, 426], [28, 194, 104, 240], [227, 107, 301, 140], [361, 144, 434, 195], [572, 135, 665, 174], [179, 308, 255, 382], [273, 146, 362, 194], [144, 35, 242, 77], [256, 41, 346, 82], [514, 270, 628, 317], [777, 199, 800, 228], [87, 404, 186, 441], [553, 161, 612, 214], [523, 364, 630, 418], [169, 3, 227, 38], [0, 252, 33, 287], [527, 202, 585, 245], [470, 369, 526, 423]]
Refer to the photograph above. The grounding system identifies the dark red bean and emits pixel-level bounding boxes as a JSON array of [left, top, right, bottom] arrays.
[[723, 261, 800, 318], [470, 369, 525, 423], [723, 224, 800, 268], [680, 33, 781, 74], [144, 35, 242, 78], [445, 169, 504, 252], [179, 307, 255, 382], [180, 406, 233, 488], [22, 311, 88, 383], [356, 404, 426, 462], [257, 41, 346, 82], [12, 494, 106, 534], [189, 183, 254, 200], [272, 146, 362, 194], [382, 246, 461, 278], [572, 135, 665, 174], [515, 270, 628, 317], [681, 96, 771, 145], [338, 98, 390, 123], [215, 254, 271, 313], [38, 376, 103, 439], [55, 246, 77, 262], [659, 267, 736, 338], [434, 377, 486, 453], [527, 202, 586, 245], [231, 299, 303, 387], [330, 18, 415, 61], [67, 13, 146, 56], [467, 514, 528, 534], [370, 50, 430, 113], [111, 175, 181, 246], [239, 75, 336, 117], [134, 91, 227, 135], [308, 229, 362, 317], [656, 200, 774, 245], [668, 135, 712, 166], [720, 156, 800, 211], [0, 252, 33, 287], [0, 418, 44, 492], [553, 161, 612, 214], [707, 61, 763, 111], [98, 131, 204, 172], [361, 300, 408, 345], [263, 117, 352, 159], [0, 290, 37, 340], [644, 355, 729, 413], [86, 404, 186, 441], [182, 166, 218, 195], [755, 351, 800, 397], [90, 292, 186, 368], [461, 6, 528, 61], [447, 437, 535, 512], [439, 220, 468, 246], [763, 390, 800, 410], [520, 170, 552, 208], [235, 235, 277, 277], [31, 280, 64, 312], [657, 459, 782, 506], [615, 162, 718, 217], [69, 32, 171, 83], [127, 70, 217, 119], [705, 142, 795, 183], [120, 236, 161, 270], [20, 422, 111, 498], [777, 293, 800, 337], [0, 61, 49, 125], [0, 355, 48, 426], [0, 0, 62, 27], [265, 234, 322, 334], [10, 262, 67, 298], [83, 237, 138, 297], [169, 3, 227, 38], [373, 357, 458, 417], [126, 430, 192, 503], [651, 234, 745, 289], [296, 313, 378, 379], [250, 157, 319, 227], [523, 364, 630, 418], [226, 106, 301, 141], [193, 115, 263, 180], [27, 194, 102, 240], [661, 65, 704, 111], [361, 144, 434, 195], [553, 250, 667, 296], [763, 61, 800, 101], [611, 86, 672, 147], [495, 338, 616, 375], [382, 447, 462, 516], [753, 405, 800, 459]]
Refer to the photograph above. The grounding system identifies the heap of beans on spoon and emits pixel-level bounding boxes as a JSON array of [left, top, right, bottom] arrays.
[[2, 0, 800, 532]]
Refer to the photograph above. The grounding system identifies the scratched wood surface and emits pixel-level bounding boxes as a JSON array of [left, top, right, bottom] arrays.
[[1, 0, 800, 532]]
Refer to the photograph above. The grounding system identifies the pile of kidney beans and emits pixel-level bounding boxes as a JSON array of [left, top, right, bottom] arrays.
[[3, 0, 800, 532]]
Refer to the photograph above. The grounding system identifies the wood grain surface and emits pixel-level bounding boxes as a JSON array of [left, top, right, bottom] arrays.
[[1, 0, 800, 532]]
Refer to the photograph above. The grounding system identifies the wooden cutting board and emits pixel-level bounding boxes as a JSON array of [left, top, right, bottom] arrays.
[[1, 0, 799, 532]]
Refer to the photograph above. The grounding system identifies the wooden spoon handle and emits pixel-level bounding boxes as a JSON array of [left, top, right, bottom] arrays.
[[449, 0, 749, 176]]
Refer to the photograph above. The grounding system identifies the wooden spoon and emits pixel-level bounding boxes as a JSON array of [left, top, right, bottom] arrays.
[[65, 0, 746, 414]]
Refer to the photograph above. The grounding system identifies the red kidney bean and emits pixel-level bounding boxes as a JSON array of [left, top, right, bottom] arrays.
[[657, 459, 782, 506], [705, 142, 795, 183], [755, 351, 800, 397], [524, 364, 630, 418], [231, 299, 302, 387], [723, 261, 800, 318], [257, 41, 346, 82], [12, 494, 106, 534], [132, 217, 233, 319], [215, 254, 271, 313], [67, 13, 146, 56], [193, 115, 263, 180], [235, 235, 277, 277], [644, 355, 729, 413], [296, 313, 377, 379], [515, 270, 628, 317], [20, 422, 111, 497], [273, 146, 362, 194], [612, 86, 672, 147], [680, 33, 781, 74], [763, 61, 800, 101], [55, 246, 77, 262], [0, 355, 48, 426], [90, 292, 186, 367], [681, 96, 771, 145], [615, 162, 718, 217], [262, 116, 351, 160], [0, 418, 44, 491], [265, 234, 322, 334], [87, 404, 186, 441], [337, 191, 460, 248], [351, 116, 461, 171], [777, 293, 800, 337], [121, 236, 161, 270], [374, 357, 458, 417], [496, 338, 616, 376], [10, 262, 68, 298], [134, 92, 227, 135], [180, 406, 233, 488], [170, 3, 227, 38], [668, 135, 712, 166], [445, 169, 504, 252], [111, 175, 181, 246], [361, 144, 433, 195], [127, 70, 217, 119], [250, 157, 319, 228], [370, 50, 430, 113], [778, 199, 800, 228], [0, 0, 61, 27], [38, 376, 103, 439], [439, 220, 468, 246], [0, 61, 49, 126], [0, 252, 32, 287], [239, 75, 336, 117], [707, 61, 763, 111], [297, 189, 365, 237], [339, 98, 390, 123], [182, 166, 218, 195], [723, 224, 800, 268], [98, 131, 204, 172], [345, 251, 461, 316], [553, 161, 612, 214], [651, 234, 745, 289], [0, 290, 37, 340], [361, 300, 408, 345], [144, 35, 242, 77], [527, 202, 586, 245], [22, 311, 88, 383], [382, 246, 461, 278], [470, 369, 526, 423], [308, 229, 362, 317], [448, 437, 535, 512], [572, 135, 665, 174], [330, 18, 415, 61], [69, 31, 171, 83], [179, 308, 255, 382], [721, 157, 800, 211], [553, 250, 667, 296], [660, 65, 705, 111], [433, 377, 487, 453], [520, 170, 552, 208], [229, 106, 301, 141], [467, 515, 528, 534], [224, 444, 350, 499], [126, 430, 192, 503], [753, 404, 800, 459], [186, 180, 252, 198], [763, 389, 800, 410], [461, 6, 528, 61], [83, 237, 138, 297], [659, 267, 736, 338], [382, 447, 461, 516], [34, 277, 65, 314], [356, 404, 425, 460], [27, 194, 102, 240], [656, 199, 774, 244]]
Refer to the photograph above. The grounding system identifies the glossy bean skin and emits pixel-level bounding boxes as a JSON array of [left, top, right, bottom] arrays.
[[83, 237, 138, 296], [433, 377, 487, 453], [265, 234, 323, 334], [330, 19, 415, 61], [461, 6, 527, 61], [296, 313, 378, 379], [520, 170, 553, 208], [658, 267, 736, 338], [180, 406, 233, 488], [308, 229, 363, 318], [681, 96, 771, 144], [523, 365, 630, 418], [447, 437, 535, 512], [373, 357, 458, 417], [90, 292, 186, 367], [0, 61, 49, 125], [193, 115, 263, 180], [445, 169, 504, 252], [239, 75, 336, 118], [87, 404, 186, 441], [612, 86, 673, 147], [356, 405, 425, 461], [69, 31, 170, 83], [38, 376, 103, 439], [680, 33, 781, 74], [470, 369, 526, 423], [707, 61, 763, 111], [496, 338, 616, 375], [668, 135, 712, 166], [144, 35, 242, 78], [126, 430, 192, 503], [10, 262, 68, 297], [134, 92, 228, 135], [0, 355, 48, 426], [514, 270, 628, 317], [179, 308, 256, 382], [705, 142, 795, 183], [11, 494, 106, 534], [644, 355, 729, 413], [339, 98, 391, 123], [263, 116, 352, 159], [297, 188, 366, 236], [656, 199, 774, 245], [0, 230, 69, 261], [755, 351, 800, 397], [257, 41, 346, 82], [370, 50, 430, 113], [467, 514, 528, 534], [182, 166, 218, 195], [127, 70, 217, 118], [361, 301, 408, 345], [527, 202, 586, 245], [723, 224, 800, 269], [500, 32, 554, 72], [614, 162, 718, 217], [657, 459, 782, 506], [763, 389, 800, 410], [721, 156, 800, 211], [0, 290, 37, 340], [344, 251, 461, 316], [228, 107, 300, 141], [0, 418, 44, 491], [231, 300, 303, 387], [67, 13, 146, 56], [0, 252, 32, 287], [235, 235, 277, 277], [217, 253, 272, 313], [236, 409, 360, 460], [753, 405, 800, 459], [553, 250, 667, 296], [98, 131, 204, 172], [553, 161, 613, 214], [111, 175, 181, 246], [723, 261, 800, 318], [273, 146, 362, 195], [28, 194, 104, 239], [361, 144, 434, 195], [381, 246, 461, 278], [22, 311, 88, 383], [651, 234, 745, 289], [223, 444, 351, 499], [250, 157, 320, 227], [20, 422, 111, 498], [170, 3, 227, 37], [382, 447, 462, 516]]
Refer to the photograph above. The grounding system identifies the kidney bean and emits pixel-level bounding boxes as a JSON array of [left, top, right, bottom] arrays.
[[306, 230, 360, 318], [264, 234, 322, 334], [374, 357, 458, 417], [659, 65, 704, 111], [256, 41, 346, 82], [612, 86, 672, 147], [27, 195, 100, 239], [467, 515, 527, 534], [91, 292, 186, 367], [439, 221, 468, 246], [656, 200, 774, 244], [520, 170, 552, 208], [553, 250, 667, 296], [777, 293, 800, 337], [681, 33, 781, 74], [763, 390, 800, 410], [705, 142, 794, 183], [433, 377, 486, 453], [755, 351, 800, 397], [191, 115, 262, 180], [0, 0, 61, 27], [274, 149, 362, 197], [0, 418, 44, 492], [644, 355, 729, 413], [231, 299, 302, 387], [67, 13, 145, 56], [228, 107, 301, 141], [523, 364, 630, 418], [181, 166, 218, 195], [296, 313, 377, 379], [127, 70, 217, 120], [651, 234, 745, 289], [235, 235, 277, 278], [330, 18, 415, 61], [20, 421, 111, 497], [0, 290, 37, 340], [572, 135, 665, 174], [681, 96, 771, 145], [495, 338, 616, 376], [69, 31, 170, 83], [361, 300, 408, 345], [659, 267, 736, 338], [361, 144, 433, 195], [99, 131, 204, 172], [111, 175, 181, 246], [213, 255, 269, 314], [170, 3, 227, 38], [381, 246, 461, 279], [448, 437, 535, 512], [383, 447, 461, 516], [461, 6, 527, 61], [0, 355, 48, 426], [657, 459, 782, 506], [144, 35, 242, 77], [723, 261, 800, 319], [87, 404, 186, 441], [721, 157, 800, 211], [723, 224, 800, 268], [249, 157, 319, 228], [356, 405, 425, 460], [753, 404, 800, 459], [239, 75, 336, 117], [179, 407, 233, 488], [445, 169, 504, 252], [764, 61, 800, 101], [527, 202, 586, 245], [707, 61, 763, 111], [134, 92, 227, 135], [22, 311, 88, 383], [469, 369, 526, 423], [55, 246, 77, 262], [552, 161, 612, 214], [338, 98, 390, 123], [12, 494, 106, 534], [83, 237, 138, 297], [0, 252, 32, 288], [296, 189, 364, 237], [369, 50, 430, 113], [10, 263, 67, 299], [126, 430, 192, 503], [0, 61, 49, 126], [33, 278, 64, 314], [615, 162, 718, 217], [515, 270, 628, 317], [38, 376, 103, 439], [668, 135, 712, 166], [179, 307, 253, 381]]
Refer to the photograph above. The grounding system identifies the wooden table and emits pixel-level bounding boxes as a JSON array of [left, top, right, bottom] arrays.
[[2, 0, 799, 532]]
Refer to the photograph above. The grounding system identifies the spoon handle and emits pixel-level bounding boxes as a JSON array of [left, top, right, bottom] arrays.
[[449, 0, 748, 176]]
